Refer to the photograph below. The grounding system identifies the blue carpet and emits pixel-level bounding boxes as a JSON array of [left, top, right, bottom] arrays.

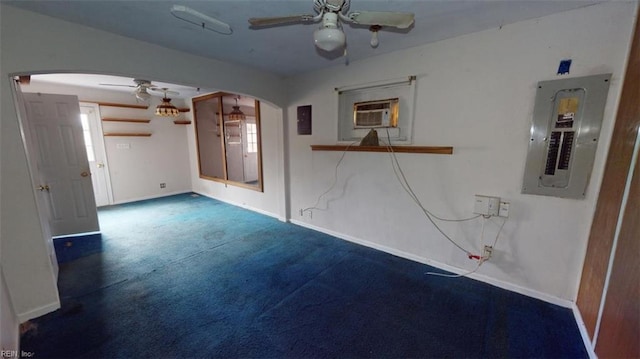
[[21, 193, 587, 358]]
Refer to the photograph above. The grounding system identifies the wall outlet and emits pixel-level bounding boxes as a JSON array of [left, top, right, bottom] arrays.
[[299, 209, 313, 219], [483, 245, 493, 260], [474, 195, 500, 216], [499, 201, 510, 218], [160, 183, 166, 189]]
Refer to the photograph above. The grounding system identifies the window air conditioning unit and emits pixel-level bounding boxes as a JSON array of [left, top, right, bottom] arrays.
[[353, 98, 399, 128]]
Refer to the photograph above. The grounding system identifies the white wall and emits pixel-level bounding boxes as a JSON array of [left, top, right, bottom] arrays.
[[0, 1, 633, 335], [285, 2, 637, 301], [101, 104, 192, 203], [0, 4, 285, 323], [0, 270, 19, 353], [20, 81, 193, 204], [188, 101, 287, 220]]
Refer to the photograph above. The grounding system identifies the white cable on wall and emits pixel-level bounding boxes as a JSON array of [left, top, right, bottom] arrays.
[[379, 135, 475, 255], [301, 141, 358, 214], [302, 128, 508, 278]]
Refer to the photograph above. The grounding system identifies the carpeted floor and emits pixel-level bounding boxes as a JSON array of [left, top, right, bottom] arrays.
[[21, 193, 587, 358]]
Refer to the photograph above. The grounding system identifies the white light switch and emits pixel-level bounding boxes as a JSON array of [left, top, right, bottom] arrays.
[[474, 195, 500, 216], [116, 143, 130, 150]]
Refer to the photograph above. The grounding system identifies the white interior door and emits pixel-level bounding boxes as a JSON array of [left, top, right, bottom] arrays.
[[80, 103, 113, 207], [22, 93, 100, 237], [13, 82, 59, 277], [243, 119, 258, 183]]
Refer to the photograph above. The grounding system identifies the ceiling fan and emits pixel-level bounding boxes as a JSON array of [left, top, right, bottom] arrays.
[[248, 0, 414, 52], [99, 79, 178, 103]]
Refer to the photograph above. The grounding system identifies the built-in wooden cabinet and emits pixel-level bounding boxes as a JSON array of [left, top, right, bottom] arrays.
[[192, 92, 263, 192]]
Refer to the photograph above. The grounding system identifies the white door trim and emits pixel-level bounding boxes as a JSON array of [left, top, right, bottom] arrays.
[[80, 102, 114, 206]]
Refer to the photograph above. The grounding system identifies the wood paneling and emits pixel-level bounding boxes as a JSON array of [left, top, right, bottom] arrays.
[[310, 145, 453, 154], [596, 143, 639, 357], [576, 7, 640, 342]]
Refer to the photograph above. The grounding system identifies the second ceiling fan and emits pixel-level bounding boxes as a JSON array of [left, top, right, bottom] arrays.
[[99, 79, 178, 103]]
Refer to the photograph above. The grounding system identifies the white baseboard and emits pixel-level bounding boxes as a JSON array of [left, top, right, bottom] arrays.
[[52, 231, 100, 239], [193, 192, 286, 222], [290, 219, 574, 308], [110, 191, 191, 205], [572, 304, 597, 358], [1, 272, 20, 352]]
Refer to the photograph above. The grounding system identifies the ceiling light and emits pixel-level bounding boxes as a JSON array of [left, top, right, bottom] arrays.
[[228, 97, 246, 122], [155, 97, 180, 117], [314, 13, 345, 52], [170, 5, 232, 35], [369, 25, 382, 48]]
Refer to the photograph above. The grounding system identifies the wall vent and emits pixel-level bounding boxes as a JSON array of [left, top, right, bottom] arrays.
[[353, 98, 399, 128]]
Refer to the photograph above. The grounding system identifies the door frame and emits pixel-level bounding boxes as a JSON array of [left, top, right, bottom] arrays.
[[576, 5, 640, 355], [80, 102, 114, 206]]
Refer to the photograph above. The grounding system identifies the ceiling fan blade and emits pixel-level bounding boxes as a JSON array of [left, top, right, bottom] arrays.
[[347, 11, 414, 29], [249, 14, 316, 27], [149, 87, 179, 96], [100, 83, 136, 88]]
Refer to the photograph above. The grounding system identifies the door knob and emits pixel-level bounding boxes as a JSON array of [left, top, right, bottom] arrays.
[[37, 185, 50, 192], [81, 171, 90, 177]]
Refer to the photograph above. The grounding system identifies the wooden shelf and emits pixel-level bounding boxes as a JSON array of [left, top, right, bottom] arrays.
[[178, 108, 190, 113], [104, 133, 152, 137], [102, 118, 150, 123], [310, 145, 453, 154], [173, 120, 192, 125], [81, 101, 149, 110]]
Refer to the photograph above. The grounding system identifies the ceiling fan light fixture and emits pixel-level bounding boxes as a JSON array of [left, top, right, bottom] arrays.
[[228, 97, 246, 122], [314, 13, 345, 52], [155, 97, 180, 117]]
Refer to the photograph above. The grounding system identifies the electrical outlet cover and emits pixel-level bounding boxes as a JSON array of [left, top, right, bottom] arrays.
[[499, 202, 510, 217], [474, 195, 500, 216]]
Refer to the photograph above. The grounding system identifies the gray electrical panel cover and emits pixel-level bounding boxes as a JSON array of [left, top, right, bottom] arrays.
[[522, 73, 611, 199]]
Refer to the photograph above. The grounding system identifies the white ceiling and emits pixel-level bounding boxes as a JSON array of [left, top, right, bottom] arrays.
[[6, 0, 601, 78]]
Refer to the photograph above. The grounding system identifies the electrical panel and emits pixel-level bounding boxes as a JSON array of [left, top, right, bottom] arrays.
[[522, 74, 611, 199]]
